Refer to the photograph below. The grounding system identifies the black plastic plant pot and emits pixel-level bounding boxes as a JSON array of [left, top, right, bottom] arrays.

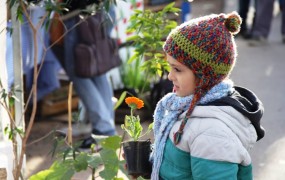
[[122, 140, 152, 178]]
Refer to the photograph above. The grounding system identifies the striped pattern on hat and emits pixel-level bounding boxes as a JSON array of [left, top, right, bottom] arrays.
[[163, 11, 241, 86]]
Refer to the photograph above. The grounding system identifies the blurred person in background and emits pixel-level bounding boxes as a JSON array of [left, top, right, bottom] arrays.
[[50, 1, 117, 149], [249, 0, 285, 46], [238, 0, 257, 39]]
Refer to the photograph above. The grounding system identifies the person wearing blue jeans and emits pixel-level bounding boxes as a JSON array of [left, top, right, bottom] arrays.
[[249, 0, 285, 45], [62, 16, 117, 148]]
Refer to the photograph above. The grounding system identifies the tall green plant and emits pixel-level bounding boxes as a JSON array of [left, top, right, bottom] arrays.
[[124, 2, 180, 94], [120, 55, 150, 93]]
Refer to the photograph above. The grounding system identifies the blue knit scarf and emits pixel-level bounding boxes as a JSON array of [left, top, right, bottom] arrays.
[[150, 80, 234, 180]]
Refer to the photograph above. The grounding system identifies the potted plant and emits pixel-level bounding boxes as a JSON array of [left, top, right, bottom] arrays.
[[115, 3, 180, 124], [121, 97, 153, 178]]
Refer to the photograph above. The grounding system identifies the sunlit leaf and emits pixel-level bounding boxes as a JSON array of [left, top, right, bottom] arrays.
[[99, 135, 122, 150], [29, 161, 75, 180], [99, 149, 119, 179], [114, 91, 127, 110]]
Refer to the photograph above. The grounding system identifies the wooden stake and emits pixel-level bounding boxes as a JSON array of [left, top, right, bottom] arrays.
[[68, 82, 73, 146]]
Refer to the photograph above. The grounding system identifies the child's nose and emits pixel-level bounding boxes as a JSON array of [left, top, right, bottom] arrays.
[[168, 71, 173, 81]]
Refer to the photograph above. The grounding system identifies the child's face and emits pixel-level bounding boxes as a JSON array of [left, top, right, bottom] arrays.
[[167, 55, 197, 97]]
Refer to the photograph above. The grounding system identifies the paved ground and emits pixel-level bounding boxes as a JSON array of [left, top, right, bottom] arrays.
[[26, 0, 285, 180], [225, 1, 285, 180]]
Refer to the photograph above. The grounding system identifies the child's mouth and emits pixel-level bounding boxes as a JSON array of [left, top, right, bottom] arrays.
[[173, 85, 179, 91]]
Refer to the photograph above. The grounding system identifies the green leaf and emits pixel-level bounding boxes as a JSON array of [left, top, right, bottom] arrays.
[[137, 176, 147, 180], [144, 52, 153, 57], [16, 6, 24, 23], [133, 116, 143, 141], [72, 110, 81, 122], [4, 126, 9, 135], [122, 116, 135, 139], [99, 149, 119, 179], [154, 53, 165, 58], [87, 153, 102, 169], [127, 53, 140, 64], [15, 127, 24, 136], [162, 2, 176, 12], [114, 91, 127, 110], [100, 135, 122, 150], [63, 147, 74, 161], [126, 35, 141, 41], [113, 177, 125, 180], [148, 122, 154, 130], [9, 96, 15, 107], [170, 7, 182, 13], [133, 9, 143, 14], [73, 153, 88, 172], [29, 161, 75, 180], [29, 169, 54, 180]]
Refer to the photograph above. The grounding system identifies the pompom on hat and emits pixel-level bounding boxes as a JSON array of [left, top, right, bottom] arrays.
[[163, 11, 242, 144]]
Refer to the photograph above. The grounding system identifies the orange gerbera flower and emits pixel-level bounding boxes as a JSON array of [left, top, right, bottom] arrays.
[[125, 97, 144, 109]]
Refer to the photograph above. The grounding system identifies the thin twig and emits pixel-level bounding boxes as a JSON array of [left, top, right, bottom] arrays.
[[26, 130, 55, 146], [117, 131, 126, 178]]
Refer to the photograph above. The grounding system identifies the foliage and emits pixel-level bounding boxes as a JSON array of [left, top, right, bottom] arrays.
[[121, 2, 180, 95], [120, 56, 150, 94], [114, 90, 128, 110], [2, 1, 179, 179], [121, 97, 153, 141], [29, 135, 127, 180]]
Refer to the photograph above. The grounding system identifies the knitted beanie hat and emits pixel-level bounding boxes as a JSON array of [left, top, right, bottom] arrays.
[[163, 11, 242, 144]]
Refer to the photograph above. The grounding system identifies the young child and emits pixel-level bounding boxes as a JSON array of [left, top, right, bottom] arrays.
[[151, 11, 265, 179]]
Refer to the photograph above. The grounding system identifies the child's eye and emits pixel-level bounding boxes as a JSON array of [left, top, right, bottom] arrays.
[[174, 68, 181, 72]]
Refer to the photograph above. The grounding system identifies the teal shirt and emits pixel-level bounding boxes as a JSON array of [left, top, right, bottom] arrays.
[[160, 139, 192, 179], [159, 139, 253, 180]]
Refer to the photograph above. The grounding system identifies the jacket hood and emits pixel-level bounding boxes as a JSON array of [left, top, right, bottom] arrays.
[[205, 86, 265, 141]]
